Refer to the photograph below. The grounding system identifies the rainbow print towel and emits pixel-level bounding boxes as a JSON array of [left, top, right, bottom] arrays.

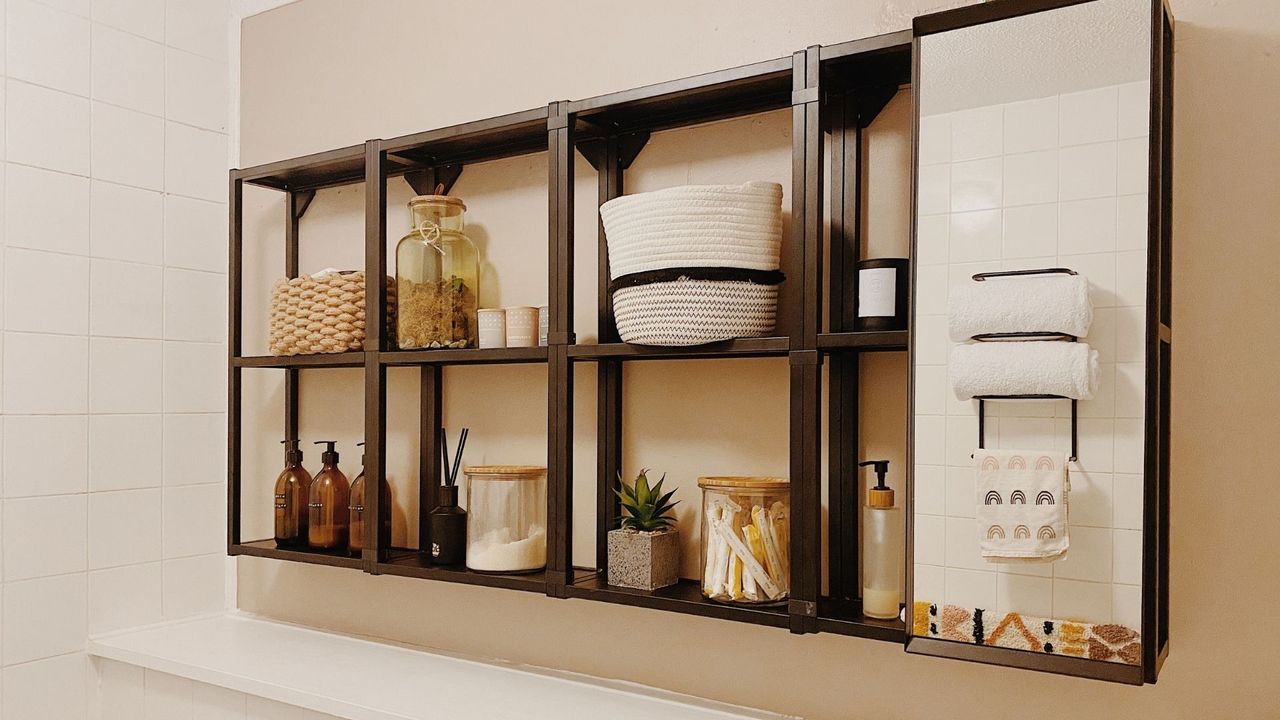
[[975, 449, 1069, 562]]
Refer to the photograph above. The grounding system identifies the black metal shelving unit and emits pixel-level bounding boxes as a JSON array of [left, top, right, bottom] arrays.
[[228, 0, 1172, 685]]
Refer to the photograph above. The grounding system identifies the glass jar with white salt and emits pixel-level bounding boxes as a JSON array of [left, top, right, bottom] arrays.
[[463, 466, 547, 574]]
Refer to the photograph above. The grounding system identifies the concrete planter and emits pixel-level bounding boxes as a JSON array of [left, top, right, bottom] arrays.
[[606, 527, 680, 590]]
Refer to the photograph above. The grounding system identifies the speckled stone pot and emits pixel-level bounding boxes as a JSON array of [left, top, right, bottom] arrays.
[[606, 527, 680, 590]]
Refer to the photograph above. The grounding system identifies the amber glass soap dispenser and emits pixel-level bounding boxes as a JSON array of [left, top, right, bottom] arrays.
[[274, 440, 313, 548], [308, 441, 350, 551], [348, 442, 392, 557]]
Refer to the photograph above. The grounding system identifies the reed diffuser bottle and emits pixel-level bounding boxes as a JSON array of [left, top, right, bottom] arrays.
[[273, 440, 312, 548], [428, 428, 468, 565], [308, 441, 350, 551]]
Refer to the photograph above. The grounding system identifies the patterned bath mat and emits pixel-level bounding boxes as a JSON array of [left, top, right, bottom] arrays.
[[913, 601, 1141, 665]]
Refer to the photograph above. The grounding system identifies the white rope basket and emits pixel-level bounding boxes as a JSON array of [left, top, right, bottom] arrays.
[[612, 279, 778, 346], [600, 182, 784, 346]]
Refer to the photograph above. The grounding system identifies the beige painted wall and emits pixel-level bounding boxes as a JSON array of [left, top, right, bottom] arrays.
[[237, 1, 1280, 718]]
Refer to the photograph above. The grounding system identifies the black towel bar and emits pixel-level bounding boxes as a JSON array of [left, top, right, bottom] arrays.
[[971, 267, 1078, 281], [974, 396, 1078, 463]]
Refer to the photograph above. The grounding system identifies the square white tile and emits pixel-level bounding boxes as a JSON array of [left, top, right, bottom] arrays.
[[1088, 307, 1117, 363], [914, 513, 945, 566], [91, 102, 164, 190], [1078, 362, 1116, 419], [1054, 525, 1112, 583], [90, 259, 163, 338], [90, 180, 164, 264], [88, 487, 162, 569], [1059, 142, 1118, 201], [1112, 473, 1143, 530], [89, 337, 162, 413], [915, 265, 948, 318], [1112, 528, 1142, 585], [948, 209, 1002, 263], [1116, 81, 1150, 140], [1114, 362, 1145, 419], [3, 414, 87, 497], [996, 572, 1053, 617], [165, 122, 228, 202], [144, 669, 193, 720], [164, 268, 226, 342], [1059, 86, 1118, 147], [5, 163, 90, 254], [164, 195, 226, 272], [3, 573, 88, 665], [914, 415, 946, 467], [1002, 203, 1057, 259], [918, 112, 951, 166], [944, 516, 984, 571], [3, 493, 87, 579], [5, 247, 89, 333], [94, 658, 146, 720], [162, 483, 223, 558], [1114, 418, 1145, 474], [163, 553, 225, 618], [1115, 249, 1148, 307], [5, 79, 90, 174], [91, 23, 164, 115], [6, 0, 90, 95], [944, 568, 996, 610], [995, 415, 1054, 451], [1052, 578, 1111, 624], [914, 365, 946, 416], [945, 466, 974, 518], [192, 681, 247, 720], [1058, 197, 1117, 254], [1112, 583, 1141, 629], [90, 414, 163, 491], [944, 414, 978, 467], [1066, 470, 1113, 528], [915, 213, 949, 266], [1002, 150, 1057, 207], [1115, 193, 1148, 251], [164, 0, 229, 61], [1115, 306, 1145, 363], [3, 332, 88, 414], [914, 464, 946, 516], [162, 413, 224, 486], [949, 157, 1002, 212], [2, 652, 89, 720], [950, 105, 1002, 162], [1062, 417, 1114, 473], [88, 562, 163, 634], [92, 0, 164, 40], [165, 47, 227, 131], [163, 341, 225, 412], [1116, 137, 1148, 196], [914, 315, 949, 367], [916, 164, 950, 216], [914, 564, 944, 605], [1003, 95, 1057, 154]]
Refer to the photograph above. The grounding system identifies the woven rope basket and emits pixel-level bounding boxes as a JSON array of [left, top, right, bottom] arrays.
[[269, 271, 395, 356], [600, 182, 784, 346]]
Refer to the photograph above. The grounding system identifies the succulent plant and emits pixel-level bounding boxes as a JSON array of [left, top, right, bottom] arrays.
[[615, 469, 679, 532]]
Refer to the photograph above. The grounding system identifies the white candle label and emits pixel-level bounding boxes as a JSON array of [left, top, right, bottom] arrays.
[[858, 268, 897, 317]]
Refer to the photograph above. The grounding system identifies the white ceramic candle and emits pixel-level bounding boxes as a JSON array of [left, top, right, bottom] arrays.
[[477, 308, 507, 349], [505, 306, 538, 347]]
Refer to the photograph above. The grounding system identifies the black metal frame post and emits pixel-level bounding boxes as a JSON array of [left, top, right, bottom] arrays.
[[546, 102, 575, 596], [227, 174, 244, 551], [363, 140, 389, 573]]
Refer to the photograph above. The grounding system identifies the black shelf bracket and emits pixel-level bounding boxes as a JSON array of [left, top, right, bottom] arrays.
[[405, 165, 463, 196], [855, 84, 899, 129], [291, 189, 316, 221]]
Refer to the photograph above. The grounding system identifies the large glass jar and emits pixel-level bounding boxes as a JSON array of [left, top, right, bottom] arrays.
[[464, 466, 547, 574], [395, 195, 479, 349], [698, 476, 790, 605]]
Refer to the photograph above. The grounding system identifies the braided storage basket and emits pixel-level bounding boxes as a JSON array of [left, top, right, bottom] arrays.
[[600, 182, 784, 346], [269, 271, 395, 356], [612, 278, 778, 346]]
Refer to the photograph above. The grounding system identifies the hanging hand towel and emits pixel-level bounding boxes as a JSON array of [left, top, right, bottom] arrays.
[[975, 449, 1069, 562], [948, 274, 1092, 342], [949, 341, 1098, 400]]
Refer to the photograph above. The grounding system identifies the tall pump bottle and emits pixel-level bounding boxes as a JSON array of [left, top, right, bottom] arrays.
[[273, 440, 313, 548], [348, 442, 392, 557], [308, 441, 350, 551], [860, 459, 902, 620]]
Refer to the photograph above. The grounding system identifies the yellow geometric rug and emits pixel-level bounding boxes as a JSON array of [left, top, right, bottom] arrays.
[[913, 601, 1141, 665]]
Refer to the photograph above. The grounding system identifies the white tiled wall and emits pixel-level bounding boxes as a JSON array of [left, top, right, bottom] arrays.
[[912, 81, 1149, 628], [0, 0, 233, 716]]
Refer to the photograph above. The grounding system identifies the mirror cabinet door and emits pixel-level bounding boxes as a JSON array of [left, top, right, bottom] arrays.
[[907, 0, 1165, 684]]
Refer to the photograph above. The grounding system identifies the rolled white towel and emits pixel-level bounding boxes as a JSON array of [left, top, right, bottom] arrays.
[[948, 274, 1092, 342], [949, 341, 1099, 400]]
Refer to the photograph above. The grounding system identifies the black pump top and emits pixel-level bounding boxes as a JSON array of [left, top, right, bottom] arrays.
[[859, 459, 891, 490], [281, 439, 303, 464], [357, 441, 366, 467], [314, 441, 340, 465]]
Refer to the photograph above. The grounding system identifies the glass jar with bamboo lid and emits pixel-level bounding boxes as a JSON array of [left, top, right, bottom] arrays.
[[464, 465, 547, 574], [698, 476, 790, 605], [395, 194, 479, 350]]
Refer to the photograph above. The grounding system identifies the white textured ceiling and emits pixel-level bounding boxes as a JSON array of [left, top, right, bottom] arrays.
[[919, 0, 1152, 115]]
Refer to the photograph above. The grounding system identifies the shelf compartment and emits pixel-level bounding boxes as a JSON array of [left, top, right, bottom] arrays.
[[567, 572, 789, 628], [816, 331, 908, 352], [816, 598, 906, 643], [568, 337, 789, 361], [382, 106, 551, 170], [568, 56, 794, 135], [380, 346, 549, 366], [230, 540, 364, 570], [376, 549, 547, 593], [234, 353, 367, 369]]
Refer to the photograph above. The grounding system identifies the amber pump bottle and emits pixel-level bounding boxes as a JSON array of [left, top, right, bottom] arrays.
[[273, 440, 313, 548], [308, 441, 350, 551], [348, 442, 392, 557]]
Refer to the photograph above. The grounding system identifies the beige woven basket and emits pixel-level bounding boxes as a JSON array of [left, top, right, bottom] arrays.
[[269, 270, 395, 356]]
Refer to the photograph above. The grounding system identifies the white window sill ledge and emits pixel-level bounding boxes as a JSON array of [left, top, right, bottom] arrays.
[[87, 613, 793, 720]]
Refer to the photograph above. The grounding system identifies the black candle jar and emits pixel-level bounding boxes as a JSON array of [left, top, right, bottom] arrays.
[[855, 258, 909, 331]]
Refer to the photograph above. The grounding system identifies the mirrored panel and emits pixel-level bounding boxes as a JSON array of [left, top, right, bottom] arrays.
[[910, 0, 1156, 678]]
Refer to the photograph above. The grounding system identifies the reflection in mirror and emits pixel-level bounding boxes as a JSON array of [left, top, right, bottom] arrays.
[[911, 0, 1152, 668]]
